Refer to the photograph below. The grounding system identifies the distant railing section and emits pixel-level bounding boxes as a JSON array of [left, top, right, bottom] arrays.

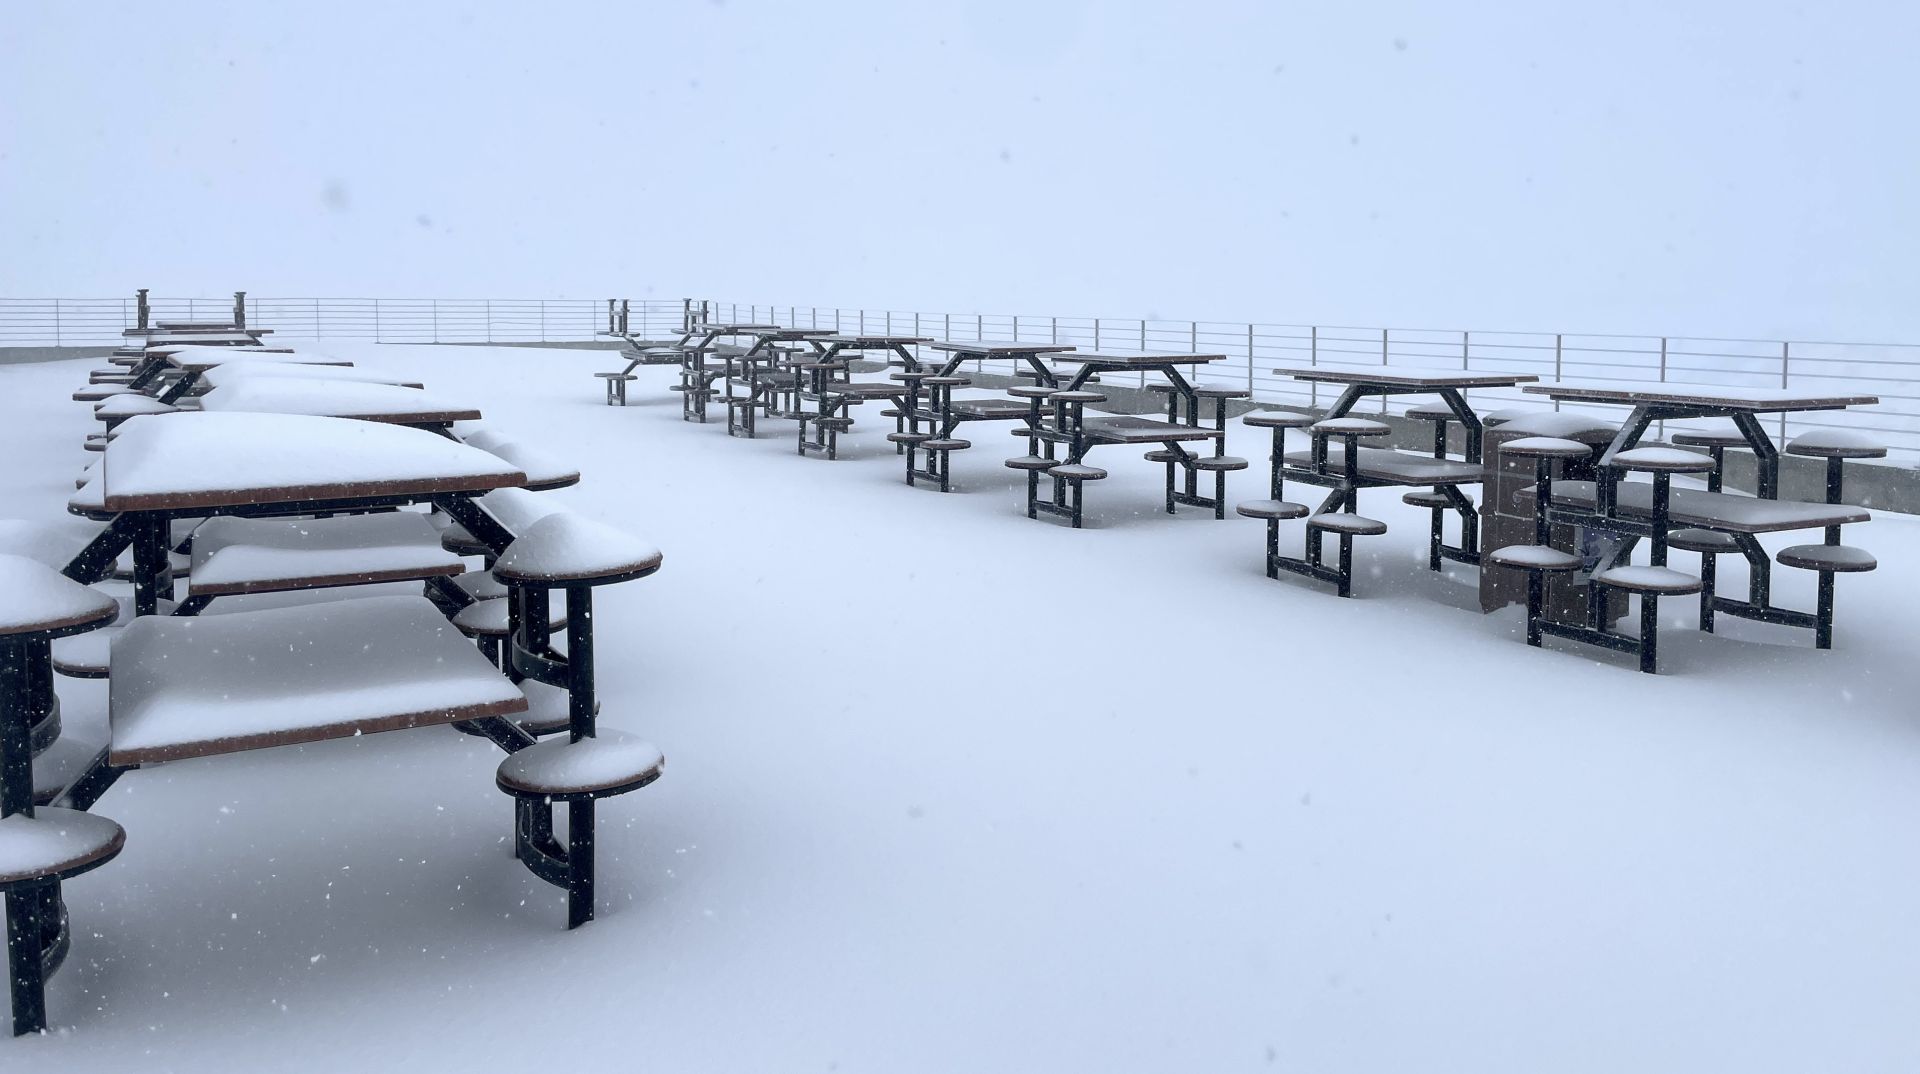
[[702, 301, 1920, 460], [0, 297, 688, 348]]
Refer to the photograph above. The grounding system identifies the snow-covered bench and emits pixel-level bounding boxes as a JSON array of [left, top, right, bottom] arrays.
[[180, 512, 466, 609]]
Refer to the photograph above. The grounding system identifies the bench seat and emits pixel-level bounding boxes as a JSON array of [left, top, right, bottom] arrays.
[[1536, 482, 1869, 534], [947, 399, 1031, 420], [1282, 446, 1482, 486], [109, 595, 527, 765], [188, 513, 467, 597], [1081, 416, 1223, 445]]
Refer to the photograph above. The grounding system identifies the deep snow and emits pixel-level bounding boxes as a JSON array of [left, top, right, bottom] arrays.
[[7, 342, 1920, 1073]]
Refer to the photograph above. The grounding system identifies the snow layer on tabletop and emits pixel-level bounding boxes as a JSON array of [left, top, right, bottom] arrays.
[[5, 345, 1920, 1073], [0, 553, 117, 634], [98, 412, 522, 505], [197, 378, 479, 421], [108, 595, 524, 761], [201, 362, 423, 389]]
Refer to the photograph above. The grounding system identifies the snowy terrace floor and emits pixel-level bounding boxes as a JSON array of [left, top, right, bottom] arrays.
[[10, 343, 1920, 1073]]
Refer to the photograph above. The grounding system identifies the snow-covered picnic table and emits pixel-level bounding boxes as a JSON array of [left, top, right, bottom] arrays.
[[196, 377, 483, 428], [68, 412, 525, 615], [1521, 381, 1880, 499]]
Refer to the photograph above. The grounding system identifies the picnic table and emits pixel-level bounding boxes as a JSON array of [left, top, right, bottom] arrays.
[[611, 322, 783, 422], [1515, 381, 1881, 648], [1015, 349, 1232, 526], [1520, 382, 1879, 499], [1259, 366, 1540, 588], [788, 335, 935, 458], [65, 412, 527, 616], [886, 341, 1081, 490]]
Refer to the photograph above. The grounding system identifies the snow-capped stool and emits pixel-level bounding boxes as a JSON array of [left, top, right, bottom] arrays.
[[1671, 426, 1749, 492], [1405, 402, 1462, 457], [594, 371, 637, 406], [0, 556, 122, 1035], [0, 808, 127, 1036], [914, 438, 973, 493], [1487, 437, 1592, 646], [1662, 527, 1743, 630], [487, 512, 664, 928], [1774, 544, 1876, 650], [1299, 512, 1386, 597], [1043, 463, 1106, 528], [1785, 430, 1886, 512]]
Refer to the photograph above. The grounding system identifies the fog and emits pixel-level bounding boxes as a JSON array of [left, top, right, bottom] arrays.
[[4, 0, 1915, 340]]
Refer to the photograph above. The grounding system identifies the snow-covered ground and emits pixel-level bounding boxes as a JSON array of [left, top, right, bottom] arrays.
[[9, 343, 1920, 1072]]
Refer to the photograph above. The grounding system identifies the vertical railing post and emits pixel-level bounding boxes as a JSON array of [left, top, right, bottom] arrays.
[[541, 300, 548, 343], [314, 297, 323, 339], [1050, 316, 1057, 344], [52, 299, 61, 347], [1245, 323, 1254, 394], [432, 299, 440, 343], [1780, 341, 1791, 443], [1309, 326, 1319, 408], [1462, 330, 1470, 370], [1553, 333, 1563, 411]]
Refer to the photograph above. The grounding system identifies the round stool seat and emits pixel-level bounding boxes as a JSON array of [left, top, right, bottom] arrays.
[[1004, 455, 1060, 471], [593, 372, 637, 382], [514, 679, 592, 737], [451, 572, 509, 602], [1049, 464, 1107, 481], [1488, 544, 1582, 572], [1192, 455, 1249, 472], [922, 376, 971, 387], [812, 417, 854, 430], [922, 438, 971, 451], [1243, 411, 1316, 430], [1481, 407, 1551, 428], [1405, 403, 1456, 421], [496, 728, 665, 800], [1594, 565, 1703, 594], [1049, 391, 1106, 404], [493, 512, 663, 587], [1502, 436, 1591, 460], [0, 807, 126, 886], [1143, 449, 1182, 463], [1236, 500, 1309, 521], [451, 598, 568, 638], [889, 371, 934, 382], [1402, 490, 1453, 508], [1666, 528, 1741, 554], [1307, 513, 1387, 536], [887, 432, 934, 445], [1193, 385, 1250, 399], [1777, 544, 1877, 573], [1007, 386, 1057, 399], [878, 408, 903, 419], [440, 525, 491, 557], [1671, 428, 1747, 449], [1609, 446, 1716, 473], [1785, 430, 1887, 460], [1311, 417, 1391, 439]]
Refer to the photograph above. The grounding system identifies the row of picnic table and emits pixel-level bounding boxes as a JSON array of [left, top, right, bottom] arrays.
[[600, 320, 1884, 676], [1, 320, 667, 1035]]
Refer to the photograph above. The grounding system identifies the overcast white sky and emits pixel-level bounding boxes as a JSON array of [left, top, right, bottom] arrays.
[[3, 1, 1915, 340]]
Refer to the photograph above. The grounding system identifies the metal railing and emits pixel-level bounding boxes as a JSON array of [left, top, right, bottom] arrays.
[[0, 297, 689, 349], [700, 301, 1920, 460]]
